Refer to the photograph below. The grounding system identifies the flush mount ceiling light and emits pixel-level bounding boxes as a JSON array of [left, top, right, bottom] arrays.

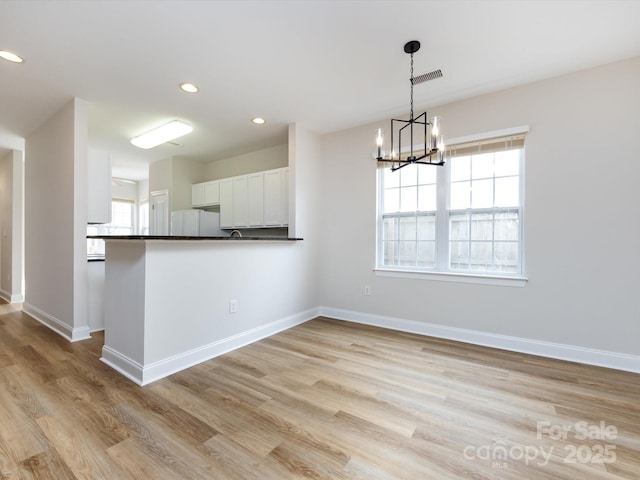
[[130, 120, 193, 149], [179, 82, 199, 93], [375, 40, 445, 171], [0, 50, 24, 63], [251, 117, 266, 125]]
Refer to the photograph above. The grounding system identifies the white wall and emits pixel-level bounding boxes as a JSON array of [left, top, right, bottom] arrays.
[[203, 144, 288, 180], [318, 56, 640, 362], [102, 125, 322, 384], [148, 157, 171, 194], [0, 149, 24, 302], [24, 98, 90, 341], [148, 156, 204, 213], [171, 156, 204, 211]]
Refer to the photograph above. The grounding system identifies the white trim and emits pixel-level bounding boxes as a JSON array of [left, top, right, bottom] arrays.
[[318, 307, 640, 374], [374, 268, 528, 287], [0, 288, 24, 303], [101, 307, 320, 386], [22, 302, 91, 342], [100, 346, 145, 385], [445, 125, 530, 147]]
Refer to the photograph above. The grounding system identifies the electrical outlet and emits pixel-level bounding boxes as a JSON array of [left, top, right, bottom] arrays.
[[229, 299, 238, 314], [364, 285, 371, 296]]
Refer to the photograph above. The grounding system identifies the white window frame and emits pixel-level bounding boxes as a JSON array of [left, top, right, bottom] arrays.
[[375, 125, 529, 287]]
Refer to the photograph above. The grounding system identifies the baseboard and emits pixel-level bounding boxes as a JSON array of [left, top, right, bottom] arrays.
[[22, 302, 92, 342], [0, 288, 24, 304], [102, 307, 320, 386], [318, 307, 640, 374]]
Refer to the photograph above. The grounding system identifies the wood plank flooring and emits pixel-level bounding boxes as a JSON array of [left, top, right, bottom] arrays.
[[0, 301, 639, 479]]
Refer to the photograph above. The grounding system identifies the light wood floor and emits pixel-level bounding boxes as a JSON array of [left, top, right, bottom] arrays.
[[0, 302, 639, 479]]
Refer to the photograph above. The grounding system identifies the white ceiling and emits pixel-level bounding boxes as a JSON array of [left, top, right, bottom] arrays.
[[1, 1, 639, 180]]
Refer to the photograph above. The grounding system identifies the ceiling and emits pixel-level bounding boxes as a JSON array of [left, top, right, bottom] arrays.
[[1, 1, 639, 181]]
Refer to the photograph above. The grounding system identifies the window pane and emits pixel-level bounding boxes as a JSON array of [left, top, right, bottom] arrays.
[[398, 241, 416, 266], [449, 213, 469, 241], [384, 187, 399, 213], [418, 166, 437, 185], [495, 176, 519, 207], [400, 163, 418, 187], [417, 215, 435, 240], [400, 186, 417, 212], [495, 149, 519, 177], [471, 178, 493, 208], [472, 152, 494, 179], [495, 242, 519, 272], [470, 213, 493, 240], [470, 242, 493, 271], [399, 217, 416, 240], [417, 184, 436, 211], [383, 241, 398, 265], [417, 241, 435, 268], [449, 241, 469, 270], [494, 212, 519, 241], [450, 181, 470, 210], [383, 217, 398, 241], [450, 156, 470, 182], [384, 167, 400, 189]]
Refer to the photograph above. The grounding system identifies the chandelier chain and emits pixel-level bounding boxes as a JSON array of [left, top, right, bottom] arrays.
[[410, 52, 414, 121]]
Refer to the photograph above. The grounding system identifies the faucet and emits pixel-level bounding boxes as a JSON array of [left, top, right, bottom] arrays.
[[230, 230, 242, 238]]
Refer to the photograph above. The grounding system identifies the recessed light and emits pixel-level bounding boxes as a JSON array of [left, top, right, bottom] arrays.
[[180, 83, 199, 93], [252, 117, 266, 125], [0, 50, 24, 63], [131, 120, 193, 149]]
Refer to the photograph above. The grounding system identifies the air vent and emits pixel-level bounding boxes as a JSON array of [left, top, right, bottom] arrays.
[[411, 69, 443, 85]]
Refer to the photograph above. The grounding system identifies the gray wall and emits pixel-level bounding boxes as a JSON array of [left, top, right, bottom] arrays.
[[318, 56, 640, 358], [24, 98, 90, 340]]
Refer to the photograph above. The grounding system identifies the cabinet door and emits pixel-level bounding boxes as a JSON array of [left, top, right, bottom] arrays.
[[204, 180, 220, 205], [248, 172, 264, 227], [232, 176, 249, 227], [219, 179, 233, 228], [192, 183, 205, 207], [264, 168, 288, 226], [282, 168, 289, 226]]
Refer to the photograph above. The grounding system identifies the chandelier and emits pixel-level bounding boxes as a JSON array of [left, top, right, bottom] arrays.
[[375, 40, 445, 171]]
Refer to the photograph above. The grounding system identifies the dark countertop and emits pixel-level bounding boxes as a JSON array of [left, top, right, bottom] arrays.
[[87, 235, 302, 241]]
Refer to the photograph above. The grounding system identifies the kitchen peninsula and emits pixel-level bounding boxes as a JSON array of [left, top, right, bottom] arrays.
[[94, 235, 305, 385]]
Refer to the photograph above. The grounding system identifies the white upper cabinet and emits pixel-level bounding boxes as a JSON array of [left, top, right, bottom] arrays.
[[204, 181, 220, 205], [87, 149, 112, 224], [264, 168, 287, 226], [206, 167, 288, 229], [219, 178, 233, 228], [192, 180, 220, 207], [232, 175, 249, 227], [191, 182, 205, 207], [248, 172, 264, 227]]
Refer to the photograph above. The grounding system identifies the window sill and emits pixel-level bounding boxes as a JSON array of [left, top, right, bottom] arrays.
[[374, 268, 528, 287]]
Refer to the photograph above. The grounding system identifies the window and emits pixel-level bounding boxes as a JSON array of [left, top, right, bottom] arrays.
[[377, 128, 526, 280], [87, 199, 135, 258]]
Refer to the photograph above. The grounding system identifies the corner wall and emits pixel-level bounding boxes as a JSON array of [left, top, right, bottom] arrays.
[[24, 98, 90, 341], [0, 149, 24, 302], [317, 56, 640, 369]]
